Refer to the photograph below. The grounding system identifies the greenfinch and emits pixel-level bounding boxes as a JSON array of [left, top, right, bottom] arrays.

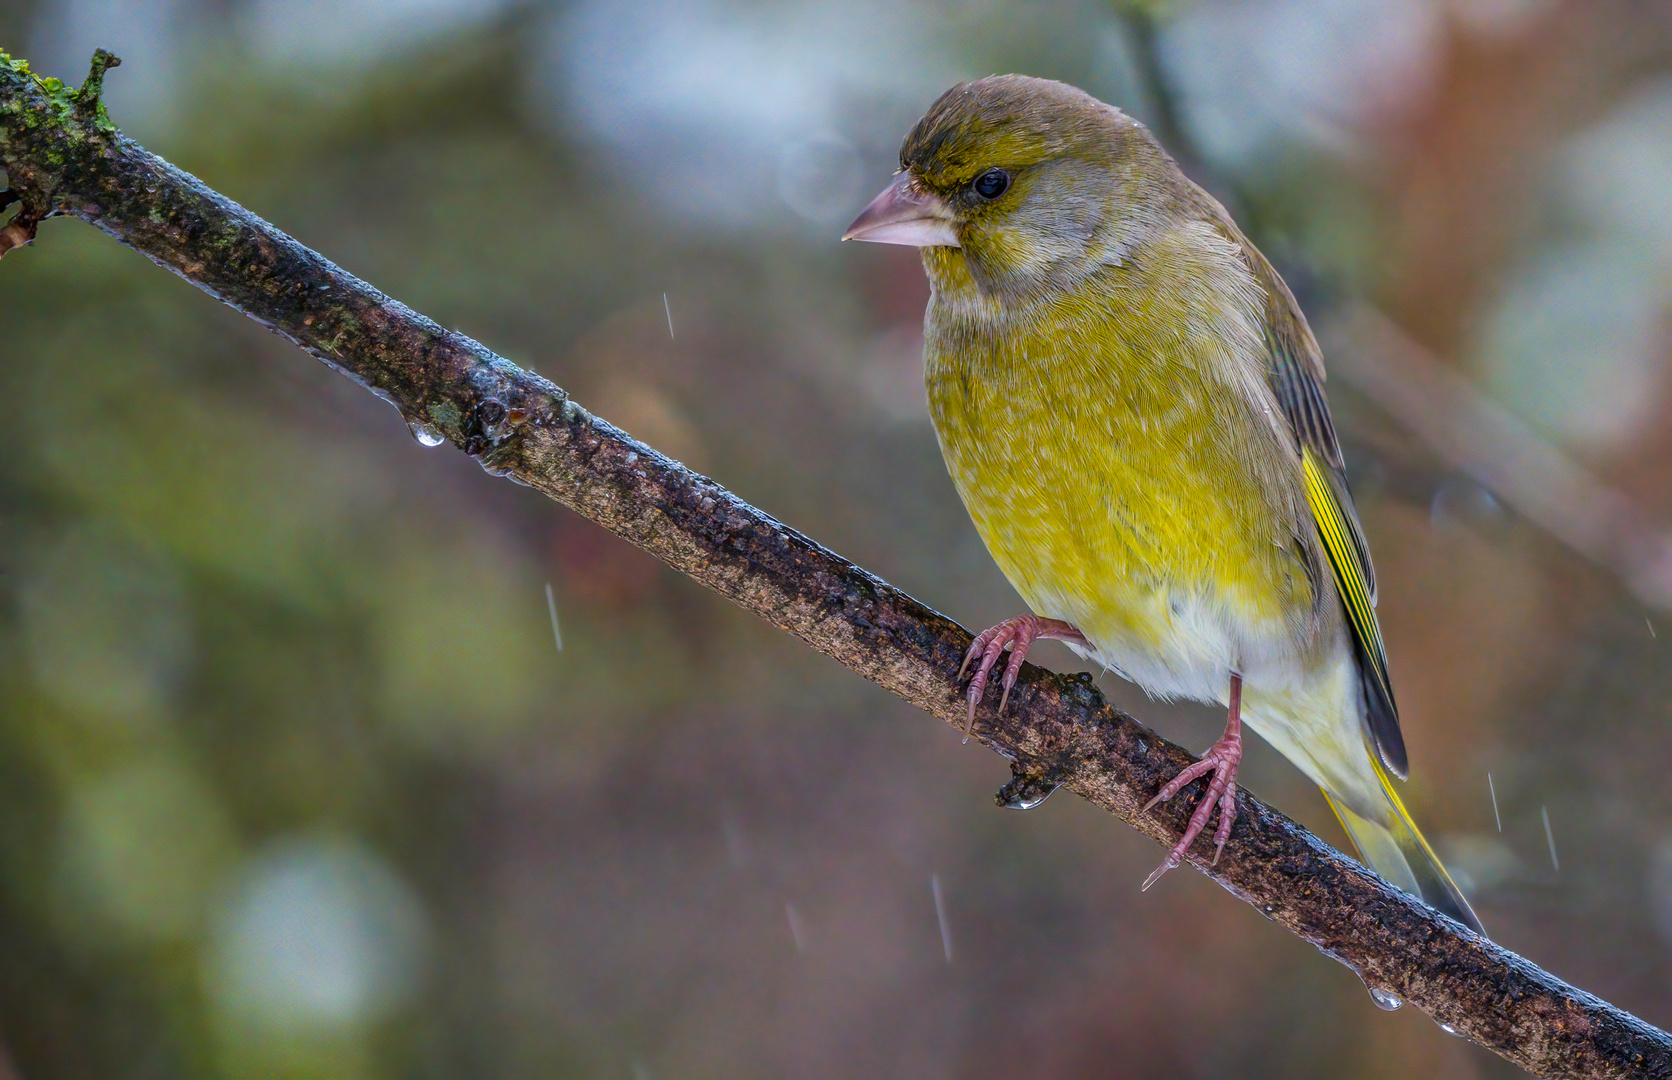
[[844, 75, 1481, 932]]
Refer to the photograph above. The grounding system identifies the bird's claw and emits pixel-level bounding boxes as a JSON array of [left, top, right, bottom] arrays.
[[958, 615, 1086, 743], [1141, 732, 1243, 888]]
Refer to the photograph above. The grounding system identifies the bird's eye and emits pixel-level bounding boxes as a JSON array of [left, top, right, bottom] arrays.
[[972, 169, 1010, 200]]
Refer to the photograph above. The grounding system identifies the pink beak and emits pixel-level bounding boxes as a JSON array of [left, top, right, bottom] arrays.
[[842, 172, 960, 248]]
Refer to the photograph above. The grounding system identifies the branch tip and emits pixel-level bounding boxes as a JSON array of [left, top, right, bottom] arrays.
[[74, 49, 121, 118]]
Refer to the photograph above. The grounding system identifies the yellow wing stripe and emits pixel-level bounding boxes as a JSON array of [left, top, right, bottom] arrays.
[[1302, 449, 1389, 688]]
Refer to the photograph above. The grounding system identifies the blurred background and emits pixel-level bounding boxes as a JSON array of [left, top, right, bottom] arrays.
[[2, 0, 1671, 1076]]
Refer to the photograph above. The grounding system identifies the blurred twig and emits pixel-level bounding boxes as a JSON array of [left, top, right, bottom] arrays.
[[1326, 304, 1672, 610], [1116, 5, 1192, 170], [3, 50, 1669, 1080]]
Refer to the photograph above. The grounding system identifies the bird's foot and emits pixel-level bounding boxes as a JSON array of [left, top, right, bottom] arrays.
[[1141, 674, 1244, 889], [958, 615, 1087, 741]]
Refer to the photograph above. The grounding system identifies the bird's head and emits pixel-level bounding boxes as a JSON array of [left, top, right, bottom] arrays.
[[843, 75, 1171, 299]]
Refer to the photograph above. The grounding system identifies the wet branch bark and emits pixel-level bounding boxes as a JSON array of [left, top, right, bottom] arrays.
[[3, 50, 1668, 1080]]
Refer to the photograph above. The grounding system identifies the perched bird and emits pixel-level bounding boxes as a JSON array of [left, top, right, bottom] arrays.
[[843, 75, 1481, 932]]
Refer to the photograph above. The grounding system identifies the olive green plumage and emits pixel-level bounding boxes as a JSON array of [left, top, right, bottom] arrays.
[[883, 75, 1479, 931]]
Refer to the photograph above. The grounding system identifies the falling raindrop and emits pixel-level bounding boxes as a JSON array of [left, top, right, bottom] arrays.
[[409, 423, 445, 447], [544, 583, 564, 652], [785, 902, 805, 952], [1542, 805, 1560, 872], [930, 874, 953, 964], [1488, 772, 1502, 832], [1368, 987, 1403, 1011]]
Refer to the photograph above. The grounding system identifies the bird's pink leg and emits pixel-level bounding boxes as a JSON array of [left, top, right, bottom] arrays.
[[958, 614, 1088, 741], [1140, 672, 1244, 890]]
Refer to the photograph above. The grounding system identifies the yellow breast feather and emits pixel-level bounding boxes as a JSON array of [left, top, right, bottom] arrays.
[[924, 223, 1313, 672]]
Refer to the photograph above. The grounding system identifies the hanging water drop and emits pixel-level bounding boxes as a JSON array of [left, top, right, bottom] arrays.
[[999, 785, 1057, 810], [996, 770, 1058, 810], [1368, 987, 1403, 1011], [409, 422, 445, 447], [1438, 1022, 1462, 1036]]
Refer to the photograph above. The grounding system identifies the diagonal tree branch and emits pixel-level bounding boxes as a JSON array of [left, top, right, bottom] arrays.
[[2, 50, 1668, 1080]]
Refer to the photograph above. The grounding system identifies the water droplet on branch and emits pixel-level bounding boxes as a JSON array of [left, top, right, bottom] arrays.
[[1362, 980, 1403, 1011], [997, 766, 1058, 810]]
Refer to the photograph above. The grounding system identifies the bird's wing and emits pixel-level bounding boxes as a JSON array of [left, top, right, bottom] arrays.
[[1233, 231, 1408, 780]]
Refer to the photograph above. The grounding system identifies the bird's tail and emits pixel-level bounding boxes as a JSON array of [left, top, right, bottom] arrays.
[[1322, 762, 1483, 934]]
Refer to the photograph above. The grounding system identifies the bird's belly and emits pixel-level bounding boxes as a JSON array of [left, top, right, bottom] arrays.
[[930, 374, 1313, 707], [1035, 569, 1296, 706], [954, 436, 1309, 704], [925, 292, 1321, 710]]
